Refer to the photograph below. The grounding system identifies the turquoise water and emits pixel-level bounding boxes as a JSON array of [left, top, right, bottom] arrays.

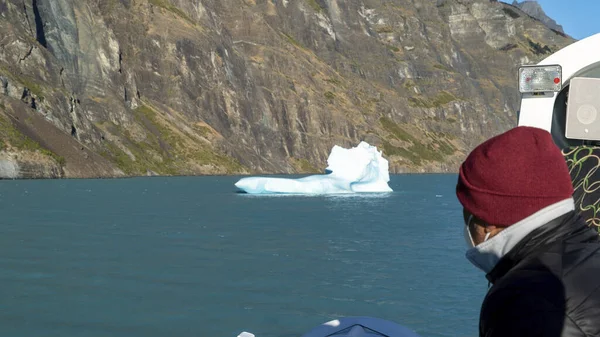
[[0, 175, 486, 337]]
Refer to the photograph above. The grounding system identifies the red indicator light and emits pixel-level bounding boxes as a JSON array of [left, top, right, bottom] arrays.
[[554, 77, 560, 84]]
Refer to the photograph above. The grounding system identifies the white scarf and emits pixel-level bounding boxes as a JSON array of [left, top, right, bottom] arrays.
[[465, 198, 575, 274]]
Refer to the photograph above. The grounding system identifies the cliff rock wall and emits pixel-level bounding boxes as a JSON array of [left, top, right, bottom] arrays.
[[0, 0, 574, 178]]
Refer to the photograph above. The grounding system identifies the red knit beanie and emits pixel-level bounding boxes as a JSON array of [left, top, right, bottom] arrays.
[[456, 126, 574, 227]]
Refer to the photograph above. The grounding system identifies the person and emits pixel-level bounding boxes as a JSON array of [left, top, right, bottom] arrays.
[[455, 126, 600, 337]]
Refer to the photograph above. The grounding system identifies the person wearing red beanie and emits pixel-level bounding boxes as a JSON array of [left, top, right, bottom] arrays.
[[456, 126, 600, 337]]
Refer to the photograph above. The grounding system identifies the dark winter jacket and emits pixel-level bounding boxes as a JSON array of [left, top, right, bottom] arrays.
[[480, 211, 600, 337]]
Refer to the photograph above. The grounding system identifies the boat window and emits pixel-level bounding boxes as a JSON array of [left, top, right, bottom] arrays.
[[572, 63, 600, 79]]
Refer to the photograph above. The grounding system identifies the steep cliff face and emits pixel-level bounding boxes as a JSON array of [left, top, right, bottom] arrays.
[[0, 0, 574, 178]]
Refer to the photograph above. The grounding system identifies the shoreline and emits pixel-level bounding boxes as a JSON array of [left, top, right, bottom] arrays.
[[0, 171, 460, 181]]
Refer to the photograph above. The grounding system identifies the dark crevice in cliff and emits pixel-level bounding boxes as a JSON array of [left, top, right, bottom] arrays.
[[21, 88, 37, 109], [69, 96, 80, 112], [1, 77, 9, 95], [22, 0, 34, 36], [70, 96, 78, 138], [59, 67, 65, 87], [32, 0, 47, 48], [69, 98, 80, 140], [18, 46, 34, 63], [118, 51, 122, 74]]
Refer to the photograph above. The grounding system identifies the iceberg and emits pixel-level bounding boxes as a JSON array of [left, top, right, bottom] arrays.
[[234, 141, 393, 194]]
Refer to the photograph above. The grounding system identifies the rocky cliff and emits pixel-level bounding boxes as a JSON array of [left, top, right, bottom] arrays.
[[0, 0, 574, 178], [512, 1, 565, 36]]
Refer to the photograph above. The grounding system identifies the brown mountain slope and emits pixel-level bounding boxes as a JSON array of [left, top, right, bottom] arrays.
[[0, 0, 574, 178]]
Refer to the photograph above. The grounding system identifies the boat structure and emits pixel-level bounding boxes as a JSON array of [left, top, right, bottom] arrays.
[[517, 32, 600, 227], [517, 32, 600, 147], [237, 316, 422, 337], [299, 317, 423, 337]]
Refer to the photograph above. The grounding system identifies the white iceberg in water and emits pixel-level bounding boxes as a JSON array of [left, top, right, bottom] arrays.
[[234, 141, 393, 194]]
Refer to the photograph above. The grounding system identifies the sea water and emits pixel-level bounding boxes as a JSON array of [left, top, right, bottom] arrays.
[[0, 175, 486, 337]]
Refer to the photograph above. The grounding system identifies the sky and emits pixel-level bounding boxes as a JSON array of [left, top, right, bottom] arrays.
[[536, 0, 600, 40]]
